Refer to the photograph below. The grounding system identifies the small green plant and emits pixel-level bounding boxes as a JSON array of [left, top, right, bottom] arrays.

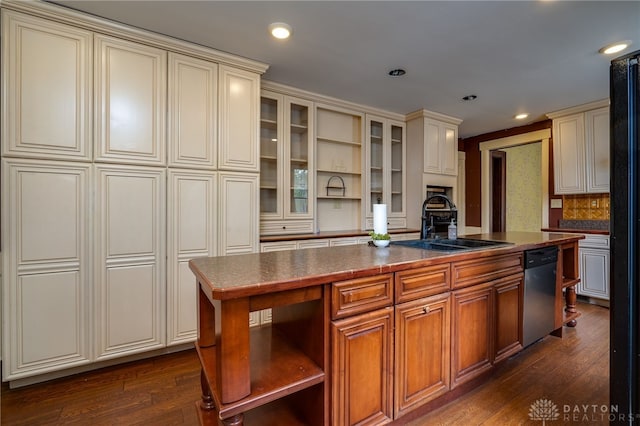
[[369, 231, 391, 240]]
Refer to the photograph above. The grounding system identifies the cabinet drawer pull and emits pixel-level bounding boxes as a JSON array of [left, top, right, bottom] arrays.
[[423, 306, 430, 314]]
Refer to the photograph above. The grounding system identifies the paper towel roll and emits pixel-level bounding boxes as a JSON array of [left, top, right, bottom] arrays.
[[373, 204, 387, 235]]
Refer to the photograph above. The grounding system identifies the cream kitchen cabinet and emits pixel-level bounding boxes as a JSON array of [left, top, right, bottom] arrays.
[[577, 234, 610, 302], [218, 66, 260, 172], [406, 110, 461, 177], [167, 170, 217, 346], [366, 115, 407, 229], [94, 165, 166, 360], [547, 100, 609, 194], [95, 34, 167, 166], [259, 91, 314, 235], [168, 53, 218, 169], [218, 172, 260, 255], [2, 11, 92, 161], [2, 159, 92, 380]]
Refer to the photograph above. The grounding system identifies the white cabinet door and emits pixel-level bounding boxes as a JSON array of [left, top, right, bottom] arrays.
[[585, 107, 610, 193], [167, 170, 217, 345], [168, 53, 217, 169], [218, 66, 260, 171], [578, 248, 610, 300], [2, 159, 91, 380], [423, 119, 458, 176], [552, 113, 586, 194], [95, 34, 167, 165], [2, 11, 92, 161], [218, 172, 259, 255], [95, 165, 166, 360]]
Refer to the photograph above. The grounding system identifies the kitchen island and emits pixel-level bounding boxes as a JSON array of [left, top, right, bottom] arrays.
[[189, 232, 583, 425]]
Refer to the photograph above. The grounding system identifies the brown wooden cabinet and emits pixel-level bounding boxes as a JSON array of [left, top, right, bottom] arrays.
[[493, 273, 524, 363], [332, 307, 394, 425], [451, 281, 494, 389], [394, 292, 451, 418]]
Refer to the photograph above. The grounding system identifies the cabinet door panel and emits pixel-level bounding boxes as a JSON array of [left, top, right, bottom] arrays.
[[494, 274, 523, 363], [95, 35, 166, 165], [585, 107, 610, 193], [3, 160, 91, 380], [451, 283, 493, 389], [3, 11, 92, 160], [332, 308, 393, 425], [423, 121, 441, 174], [168, 53, 217, 168], [167, 170, 217, 345], [395, 293, 450, 418], [441, 124, 458, 175], [219, 172, 259, 255], [218, 66, 259, 171], [96, 166, 165, 359], [553, 114, 585, 194], [579, 248, 610, 300]]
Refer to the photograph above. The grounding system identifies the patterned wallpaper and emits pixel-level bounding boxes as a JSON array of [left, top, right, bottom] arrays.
[[562, 193, 610, 220], [504, 143, 542, 232]]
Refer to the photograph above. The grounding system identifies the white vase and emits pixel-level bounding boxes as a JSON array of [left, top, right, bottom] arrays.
[[373, 239, 390, 248]]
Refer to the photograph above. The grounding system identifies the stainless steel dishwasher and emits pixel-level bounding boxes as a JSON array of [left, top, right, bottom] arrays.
[[523, 246, 558, 347]]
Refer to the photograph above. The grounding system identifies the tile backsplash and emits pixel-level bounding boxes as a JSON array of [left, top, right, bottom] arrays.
[[562, 193, 610, 220]]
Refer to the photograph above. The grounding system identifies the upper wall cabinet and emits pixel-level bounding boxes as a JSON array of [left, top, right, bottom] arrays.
[[547, 100, 610, 194], [218, 66, 260, 172], [2, 11, 92, 161], [95, 34, 167, 166], [168, 53, 218, 169], [406, 110, 462, 177], [259, 91, 314, 235]]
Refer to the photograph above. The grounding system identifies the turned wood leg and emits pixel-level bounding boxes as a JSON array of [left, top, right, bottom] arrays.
[[222, 414, 244, 426], [565, 285, 577, 327], [199, 369, 216, 411]]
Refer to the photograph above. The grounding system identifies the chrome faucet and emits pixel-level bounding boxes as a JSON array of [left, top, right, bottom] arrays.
[[421, 195, 457, 239]]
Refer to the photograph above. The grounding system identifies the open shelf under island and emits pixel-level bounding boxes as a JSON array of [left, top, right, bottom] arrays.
[[189, 231, 583, 425]]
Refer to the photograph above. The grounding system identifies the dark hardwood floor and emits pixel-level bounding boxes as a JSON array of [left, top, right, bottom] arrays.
[[1, 301, 609, 425]]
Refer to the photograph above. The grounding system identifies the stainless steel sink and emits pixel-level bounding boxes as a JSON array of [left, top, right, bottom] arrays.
[[391, 238, 511, 251]]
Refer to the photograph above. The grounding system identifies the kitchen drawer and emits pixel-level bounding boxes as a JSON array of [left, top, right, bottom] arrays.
[[365, 217, 407, 230], [451, 252, 523, 289], [297, 239, 330, 250], [260, 219, 314, 235], [332, 274, 394, 319], [579, 234, 609, 249], [395, 263, 451, 303]]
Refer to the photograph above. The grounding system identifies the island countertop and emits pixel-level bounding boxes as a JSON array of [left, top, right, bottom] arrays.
[[189, 231, 583, 300]]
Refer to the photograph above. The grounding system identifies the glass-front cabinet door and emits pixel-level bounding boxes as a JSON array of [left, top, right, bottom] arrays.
[[366, 115, 406, 228], [260, 91, 314, 234], [260, 93, 282, 218], [285, 99, 313, 218]]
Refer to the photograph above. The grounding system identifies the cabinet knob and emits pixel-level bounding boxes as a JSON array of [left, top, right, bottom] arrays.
[[282, 226, 286, 229], [423, 306, 430, 314]]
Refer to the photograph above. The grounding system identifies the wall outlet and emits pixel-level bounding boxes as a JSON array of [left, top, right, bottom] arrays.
[[550, 199, 563, 209]]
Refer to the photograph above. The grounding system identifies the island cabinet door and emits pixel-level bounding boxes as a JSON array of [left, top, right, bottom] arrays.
[[493, 273, 524, 363], [331, 307, 393, 426], [394, 292, 451, 419], [451, 281, 494, 389]]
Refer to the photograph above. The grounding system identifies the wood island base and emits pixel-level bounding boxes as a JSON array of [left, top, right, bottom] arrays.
[[189, 232, 583, 425]]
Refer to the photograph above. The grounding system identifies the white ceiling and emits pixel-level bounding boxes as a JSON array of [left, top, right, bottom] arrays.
[[51, 0, 640, 139]]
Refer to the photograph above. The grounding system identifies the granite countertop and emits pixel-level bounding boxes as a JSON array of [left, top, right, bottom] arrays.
[[190, 232, 583, 300], [542, 220, 609, 235]]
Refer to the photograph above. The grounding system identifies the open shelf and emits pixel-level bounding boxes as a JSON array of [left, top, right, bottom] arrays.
[[196, 325, 324, 420], [317, 136, 360, 146]]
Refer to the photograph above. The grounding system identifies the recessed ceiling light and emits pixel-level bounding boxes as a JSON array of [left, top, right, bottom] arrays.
[[388, 68, 406, 77], [599, 40, 631, 55], [514, 113, 529, 120], [269, 22, 292, 40], [462, 95, 477, 101]]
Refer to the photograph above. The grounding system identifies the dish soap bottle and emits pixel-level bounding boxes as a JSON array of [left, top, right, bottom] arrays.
[[448, 218, 457, 240]]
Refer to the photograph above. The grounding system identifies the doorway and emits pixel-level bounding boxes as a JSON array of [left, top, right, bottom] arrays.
[[479, 129, 550, 233], [491, 151, 506, 232]]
